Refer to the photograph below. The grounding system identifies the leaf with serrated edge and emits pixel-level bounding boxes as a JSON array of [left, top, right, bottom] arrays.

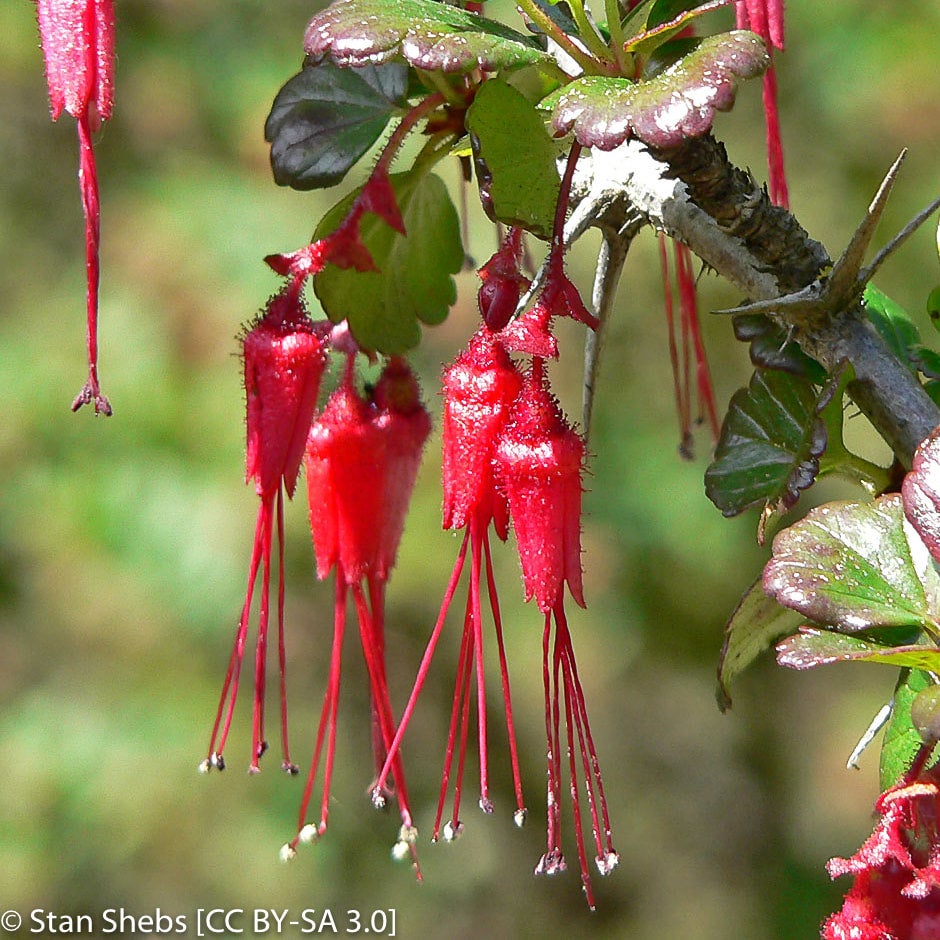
[[881, 670, 933, 791], [547, 31, 769, 150], [716, 576, 804, 711], [903, 423, 940, 567], [313, 170, 462, 354], [466, 79, 561, 240], [777, 628, 940, 672], [763, 495, 937, 633], [304, 0, 553, 74], [265, 59, 408, 190], [704, 368, 825, 518]]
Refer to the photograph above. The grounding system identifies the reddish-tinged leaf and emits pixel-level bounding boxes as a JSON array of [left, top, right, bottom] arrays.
[[902, 424, 940, 565], [547, 31, 769, 150], [763, 495, 936, 634], [304, 0, 552, 74], [776, 628, 940, 672]]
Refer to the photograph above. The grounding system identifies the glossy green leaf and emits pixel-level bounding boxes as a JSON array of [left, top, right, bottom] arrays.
[[466, 79, 561, 240], [547, 31, 768, 150], [776, 628, 940, 671], [265, 58, 408, 191], [313, 171, 463, 354], [304, 0, 553, 74], [863, 284, 920, 372], [716, 577, 804, 711], [881, 669, 933, 791], [634, 0, 730, 56], [763, 494, 936, 633], [731, 314, 827, 381], [704, 369, 825, 517]]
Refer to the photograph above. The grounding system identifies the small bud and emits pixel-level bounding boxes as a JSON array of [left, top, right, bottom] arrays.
[[279, 843, 297, 863], [513, 808, 527, 829], [398, 824, 418, 845], [535, 850, 567, 876], [596, 851, 620, 875], [442, 820, 464, 842], [391, 840, 411, 862], [479, 797, 494, 814], [911, 684, 940, 745], [197, 759, 211, 775], [298, 823, 320, 844], [371, 787, 387, 810]]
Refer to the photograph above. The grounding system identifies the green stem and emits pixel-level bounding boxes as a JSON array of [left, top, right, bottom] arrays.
[[604, 0, 627, 72], [514, 0, 613, 75], [566, 0, 618, 66]]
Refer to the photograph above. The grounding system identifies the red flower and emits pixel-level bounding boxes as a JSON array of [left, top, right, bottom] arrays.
[[284, 355, 430, 875], [371, 328, 528, 840], [36, 0, 116, 413], [477, 227, 530, 333], [201, 287, 328, 775], [824, 756, 940, 939], [494, 360, 618, 910]]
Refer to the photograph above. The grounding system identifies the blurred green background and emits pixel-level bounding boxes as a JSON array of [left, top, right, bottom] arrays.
[[2, 2, 939, 937]]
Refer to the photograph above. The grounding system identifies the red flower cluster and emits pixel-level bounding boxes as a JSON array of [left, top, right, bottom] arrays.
[[824, 756, 940, 939]]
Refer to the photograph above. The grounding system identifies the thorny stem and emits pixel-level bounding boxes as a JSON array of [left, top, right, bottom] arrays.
[[375, 93, 447, 177], [587, 137, 940, 466], [515, 0, 613, 76]]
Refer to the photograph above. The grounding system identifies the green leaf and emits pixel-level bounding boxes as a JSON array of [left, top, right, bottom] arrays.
[[265, 58, 408, 191], [635, 0, 730, 56], [313, 170, 463, 354], [927, 285, 940, 333], [881, 669, 933, 790], [763, 494, 937, 633], [466, 79, 561, 240], [304, 0, 554, 75], [863, 284, 920, 372], [704, 369, 826, 517], [716, 577, 805, 711], [732, 314, 827, 382], [776, 628, 939, 671], [547, 31, 768, 149]]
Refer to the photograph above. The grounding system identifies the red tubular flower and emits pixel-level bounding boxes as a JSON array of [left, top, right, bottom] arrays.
[[284, 356, 430, 876], [201, 286, 328, 775], [824, 751, 940, 939], [37, 0, 116, 414], [494, 360, 618, 911], [735, 0, 788, 207], [371, 327, 528, 841]]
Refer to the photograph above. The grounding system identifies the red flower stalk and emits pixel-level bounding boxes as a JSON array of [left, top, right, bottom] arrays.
[[201, 286, 328, 775], [265, 93, 445, 288], [36, 0, 115, 414], [500, 145, 598, 359], [735, 0, 788, 207], [823, 746, 940, 939], [284, 356, 430, 875], [494, 360, 618, 911], [658, 235, 720, 458], [371, 328, 528, 841]]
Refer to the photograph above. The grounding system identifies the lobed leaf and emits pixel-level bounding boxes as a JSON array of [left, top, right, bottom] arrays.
[[881, 670, 934, 791], [716, 577, 804, 711], [763, 495, 936, 633], [704, 368, 826, 517], [313, 170, 463, 354], [466, 79, 561, 240], [776, 628, 940, 672], [304, 0, 553, 74], [265, 58, 409, 190], [902, 423, 940, 566], [546, 31, 768, 150]]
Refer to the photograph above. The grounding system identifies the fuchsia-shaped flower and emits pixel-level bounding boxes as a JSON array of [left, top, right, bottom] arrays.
[[201, 286, 328, 775], [823, 748, 940, 939], [494, 359, 618, 910], [735, 0, 788, 207], [371, 327, 528, 841], [282, 354, 430, 875], [36, 0, 115, 414]]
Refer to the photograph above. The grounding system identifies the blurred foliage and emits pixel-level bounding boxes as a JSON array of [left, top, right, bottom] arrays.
[[1, 1, 939, 937]]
